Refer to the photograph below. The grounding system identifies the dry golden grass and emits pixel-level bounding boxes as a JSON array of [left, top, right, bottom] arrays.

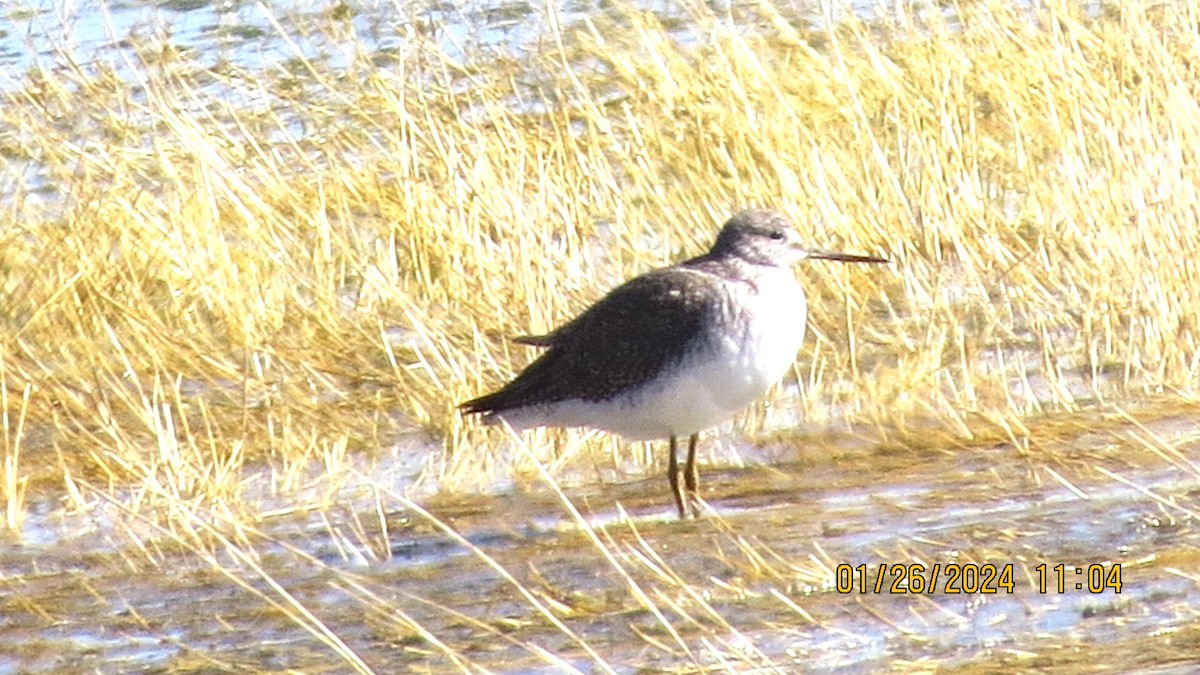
[[8, 4, 1200, 666], [0, 0, 1198, 536]]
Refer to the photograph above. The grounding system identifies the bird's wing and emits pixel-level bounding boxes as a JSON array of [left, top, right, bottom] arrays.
[[460, 269, 729, 414]]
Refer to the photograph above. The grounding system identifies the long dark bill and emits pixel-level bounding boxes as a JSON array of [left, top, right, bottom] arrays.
[[808, 249, 890, 264]]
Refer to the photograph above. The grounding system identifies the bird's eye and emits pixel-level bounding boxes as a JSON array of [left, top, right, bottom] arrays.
[[769, 230, 786, 241]]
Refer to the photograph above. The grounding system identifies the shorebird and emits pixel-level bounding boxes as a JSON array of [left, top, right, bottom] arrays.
[[460, 209, 888, 518]]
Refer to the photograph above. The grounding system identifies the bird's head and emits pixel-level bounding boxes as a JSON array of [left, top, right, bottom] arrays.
[[712, 209, 889, 267]]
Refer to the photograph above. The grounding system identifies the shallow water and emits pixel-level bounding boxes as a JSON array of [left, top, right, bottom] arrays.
[[3, 407, 1198, 672]]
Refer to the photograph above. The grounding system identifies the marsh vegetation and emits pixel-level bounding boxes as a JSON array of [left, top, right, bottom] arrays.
[[1, 0, 1198, 671]]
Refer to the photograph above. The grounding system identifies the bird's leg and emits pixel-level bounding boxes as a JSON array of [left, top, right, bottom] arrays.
[[684, 433, 700, 518], [667, 435, 686, 519]]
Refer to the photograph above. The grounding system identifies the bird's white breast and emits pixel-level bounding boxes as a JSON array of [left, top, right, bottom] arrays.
[[693, 267, 808, 423]]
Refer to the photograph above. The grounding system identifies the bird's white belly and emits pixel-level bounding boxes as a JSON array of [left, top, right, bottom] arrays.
[[506, 273, 808, 440]]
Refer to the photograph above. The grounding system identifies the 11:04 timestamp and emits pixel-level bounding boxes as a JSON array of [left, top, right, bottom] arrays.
[[834, 562, 1123, 594], [1036, 563, 1122, 593]]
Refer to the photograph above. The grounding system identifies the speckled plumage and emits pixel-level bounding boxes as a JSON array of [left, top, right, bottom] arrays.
[[464, 268, 732, 408], [461, 209, 887, 518]]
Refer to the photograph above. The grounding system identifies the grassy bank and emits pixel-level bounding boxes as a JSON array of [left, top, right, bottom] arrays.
[[1, 0, 1198, 525]]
